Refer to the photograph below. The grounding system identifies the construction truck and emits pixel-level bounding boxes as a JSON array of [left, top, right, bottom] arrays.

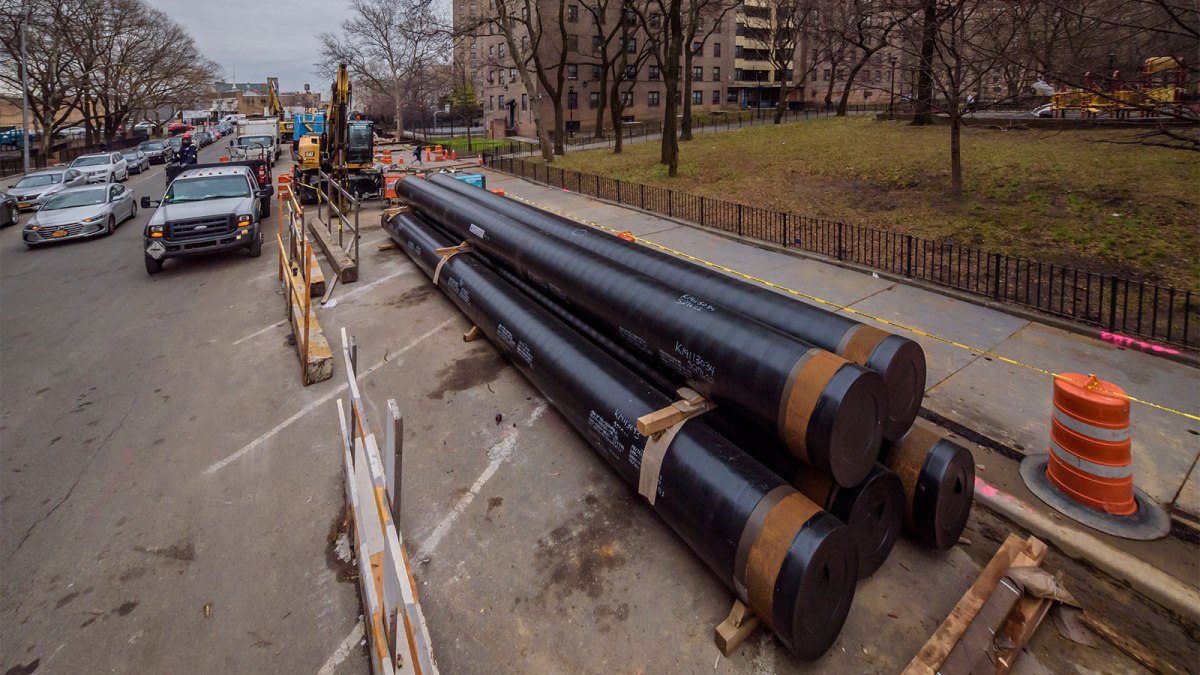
[[291, 64, 380, 204], [291, 110, 325, 161], [230, 117, 282, 164], [267, 78, 294, 144]]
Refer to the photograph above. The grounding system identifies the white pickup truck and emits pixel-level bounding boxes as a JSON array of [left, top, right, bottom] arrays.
[[229, 117, 281, 165]]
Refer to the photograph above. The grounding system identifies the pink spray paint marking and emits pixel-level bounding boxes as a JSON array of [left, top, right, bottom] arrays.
[[1099, 331, 1181, 356]]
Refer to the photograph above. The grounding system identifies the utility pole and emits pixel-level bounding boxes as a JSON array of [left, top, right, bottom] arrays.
[[20, 5, 31, 175]]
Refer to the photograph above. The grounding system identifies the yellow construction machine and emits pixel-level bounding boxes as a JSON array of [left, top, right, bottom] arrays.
[[292, 64, 380, 203], [267, 78, 294, 142]]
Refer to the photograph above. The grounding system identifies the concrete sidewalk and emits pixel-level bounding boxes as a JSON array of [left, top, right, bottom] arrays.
[[477, 167, 1200, 587]]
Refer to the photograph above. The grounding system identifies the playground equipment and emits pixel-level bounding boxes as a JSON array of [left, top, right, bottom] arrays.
[[1050, 56, 1191, 118]]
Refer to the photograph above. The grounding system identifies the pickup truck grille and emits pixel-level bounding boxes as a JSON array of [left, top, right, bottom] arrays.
[[167, 215, 233, 240]]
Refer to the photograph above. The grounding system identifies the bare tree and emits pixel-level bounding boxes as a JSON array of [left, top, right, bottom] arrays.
[[680, 0, 737, 140], [318, 0, 445, 138], [633, 0, 685, 175], [608, 6, 656, 152], [829, 0, 903, 116], [765, 0, 815, 123]]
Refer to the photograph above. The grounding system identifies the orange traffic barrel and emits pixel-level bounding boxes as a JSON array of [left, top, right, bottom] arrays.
[[451, 149, 458, 160], [1020, 373, 1169, 540], [425, 149, 432, 162], [383, 149, 393, 164]]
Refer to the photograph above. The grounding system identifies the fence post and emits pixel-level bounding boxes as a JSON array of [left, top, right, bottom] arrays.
[[595, 174, 600, 196], [668, 190, 673, 217], [737, 203, 743, 236], [837, 221, 844, 261], [905, 235, 914, 277], [700, 196, 705, 226], [385, 399, 403, 528], [640, 183, 645, 209]]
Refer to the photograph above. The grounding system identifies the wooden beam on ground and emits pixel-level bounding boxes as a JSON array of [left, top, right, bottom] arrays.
[[714, 599, 760, 657], [307, 220, 358, 283], [288, 298, 332, 384], [902, 535, 1046, 675]]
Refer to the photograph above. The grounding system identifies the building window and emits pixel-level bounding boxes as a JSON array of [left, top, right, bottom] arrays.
[[592, 64, 602, 80], [567, 4, 578, 22], [625, 37, 637, 54], [498, 94, 505, 108], [499, 43, 506, 58], [567, 35, 578, 51], [692, 41, 702, 56], [510, 68, 517, 82], [875, 69, 881, 82], [489, 45, 495, 59], [693, 66, 703, 81], [567, 64, 578, 79], [589, 92, 601, 108], [712, 66, 720, 81], [810, 70, 817, 82], [823, 69, 830, 81], [735, 68, 743, 80], [625, 65, 637, 79], [712, 89, 720, 104], [567, 90, 578, 109], [735, 22, 744, 36], [648, 65, 660, 80], [624, 8, 637, 25], [727, 89, 738, 103], [735, 45, 743, 58], [649, 13, 661, 28], [713, 42, 721, 57], [487, 70, 494, 84], [489, 95, 495, 110], [692, 90, 703, 104], [592, 35, 602, 55], [522, 36, 528, 51], [522, 93, 528, 110], [621, 91, 633, 107], [648, 91, 660, 106]]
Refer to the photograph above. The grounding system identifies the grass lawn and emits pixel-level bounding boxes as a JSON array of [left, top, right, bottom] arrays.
[[552, 117, 1200, 289], [421, 137, 511, 153]]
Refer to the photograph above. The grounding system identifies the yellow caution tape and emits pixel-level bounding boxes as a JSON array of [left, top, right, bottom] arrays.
[[510, 194, 1200, 423]]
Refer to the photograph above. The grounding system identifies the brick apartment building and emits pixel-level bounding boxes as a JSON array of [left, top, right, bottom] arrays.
[[453, 0, 899, 138]]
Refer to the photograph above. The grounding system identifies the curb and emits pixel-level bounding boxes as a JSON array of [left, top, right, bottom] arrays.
[[974, 475, 1200, 626]]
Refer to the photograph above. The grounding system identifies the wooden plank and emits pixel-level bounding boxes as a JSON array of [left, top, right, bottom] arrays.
[[289, 299, 333, 384], [307, 219, 358, 283], [1083, 613, 1182, 675], [995, 574, 1060, 674], [902, 535, 1042, 675]]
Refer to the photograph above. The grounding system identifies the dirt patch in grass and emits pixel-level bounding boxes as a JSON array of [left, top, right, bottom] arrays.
[[552, 117, 1200, 288]]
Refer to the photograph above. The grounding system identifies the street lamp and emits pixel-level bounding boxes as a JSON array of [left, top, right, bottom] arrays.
[[568, 86, 575, 138], [888, 55, 898, 120]]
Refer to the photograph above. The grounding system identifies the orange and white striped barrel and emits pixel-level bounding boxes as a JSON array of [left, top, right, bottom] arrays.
[[383, 149, 393, 165], [277, 173, 292, 201], [1046, 373, 1134, 515]]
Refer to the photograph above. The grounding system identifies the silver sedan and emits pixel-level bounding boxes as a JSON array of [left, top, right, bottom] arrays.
[[22, 183, 137, 247], [122, 149, 152, 174]]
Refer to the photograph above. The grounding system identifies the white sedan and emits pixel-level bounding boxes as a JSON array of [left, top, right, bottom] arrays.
[[68, 152, 129, 183]]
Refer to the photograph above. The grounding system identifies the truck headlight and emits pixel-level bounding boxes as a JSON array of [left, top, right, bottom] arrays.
[[148, 224, 163, 238], [236, 214, 252, 227]]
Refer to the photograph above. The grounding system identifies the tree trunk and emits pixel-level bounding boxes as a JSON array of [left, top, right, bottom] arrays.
[[681, 47, 694, 141], [836, 61, 870, 116], [661, 0, 683, 175], [912, 0, 938, 126], [394, 80, 404, 138], [593, 70, 608, 138], [553, 98, 565, 155], [774, 78, 788, 123], [949, 110, 962, 197], [609, 84, 624, 154]]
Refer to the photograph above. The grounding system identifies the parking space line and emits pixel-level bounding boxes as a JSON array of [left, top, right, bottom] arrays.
[[418, 402, 548, 557], [324, 264, 413, 305], [317, 620, 364, 675], [232, 320, 286, 346], [203, 317, 458, 475]]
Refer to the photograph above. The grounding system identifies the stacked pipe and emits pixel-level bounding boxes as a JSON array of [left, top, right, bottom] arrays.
[[388, 175, 977, 658]]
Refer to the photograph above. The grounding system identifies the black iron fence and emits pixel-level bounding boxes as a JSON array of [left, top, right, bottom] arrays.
[[484, 154, 1197, 350]]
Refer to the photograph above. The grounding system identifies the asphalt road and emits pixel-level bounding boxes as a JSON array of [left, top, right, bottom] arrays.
[[0, 142, 364, 672]]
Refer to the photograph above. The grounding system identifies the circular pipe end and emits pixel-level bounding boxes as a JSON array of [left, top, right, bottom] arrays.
[[866, 335, 927, 442], [829, 466, 905, 578], [913, 439, 976, 550], [808, 366, 888, 488], [773, 511, 859, 661]]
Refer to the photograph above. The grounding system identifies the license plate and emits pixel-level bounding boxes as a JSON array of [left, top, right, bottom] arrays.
[[51, 229, 68, 237]]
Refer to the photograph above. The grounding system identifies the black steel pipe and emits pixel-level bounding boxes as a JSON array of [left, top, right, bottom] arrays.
[[398, 177, 888, 488], [428, 173, 926, 442], [879, 419, 976, 550], [385, 211, 858, 659]]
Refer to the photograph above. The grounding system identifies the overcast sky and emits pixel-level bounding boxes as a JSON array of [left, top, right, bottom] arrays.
[[143, 0, 353, 92]]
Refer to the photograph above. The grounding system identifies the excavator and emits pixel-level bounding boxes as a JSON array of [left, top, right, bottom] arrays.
[[292, 64, 380, 204], [266, 77, 293, 143]]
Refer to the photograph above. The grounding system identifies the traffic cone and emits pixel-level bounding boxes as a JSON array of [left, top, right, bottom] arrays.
[[1020, 373, 1170, 540], [425, 149, 431, 162], [451, 149, 457, 160]]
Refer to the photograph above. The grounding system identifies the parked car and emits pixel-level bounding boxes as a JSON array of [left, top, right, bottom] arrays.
[[22, 183, 137, 246], [166, 136, 183, 155], [1030, 103, 1053, 118], [138, 139, 174, 164], [167, 121, 193, 134], [193, 130, 214, 147], [57, 126, 87, 139], [134, 121, 159, 133], [68, 152, 129, 183], [1, 192, 17, 227], [122, 149, 151, 174], [7, 168, 88, 210]]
